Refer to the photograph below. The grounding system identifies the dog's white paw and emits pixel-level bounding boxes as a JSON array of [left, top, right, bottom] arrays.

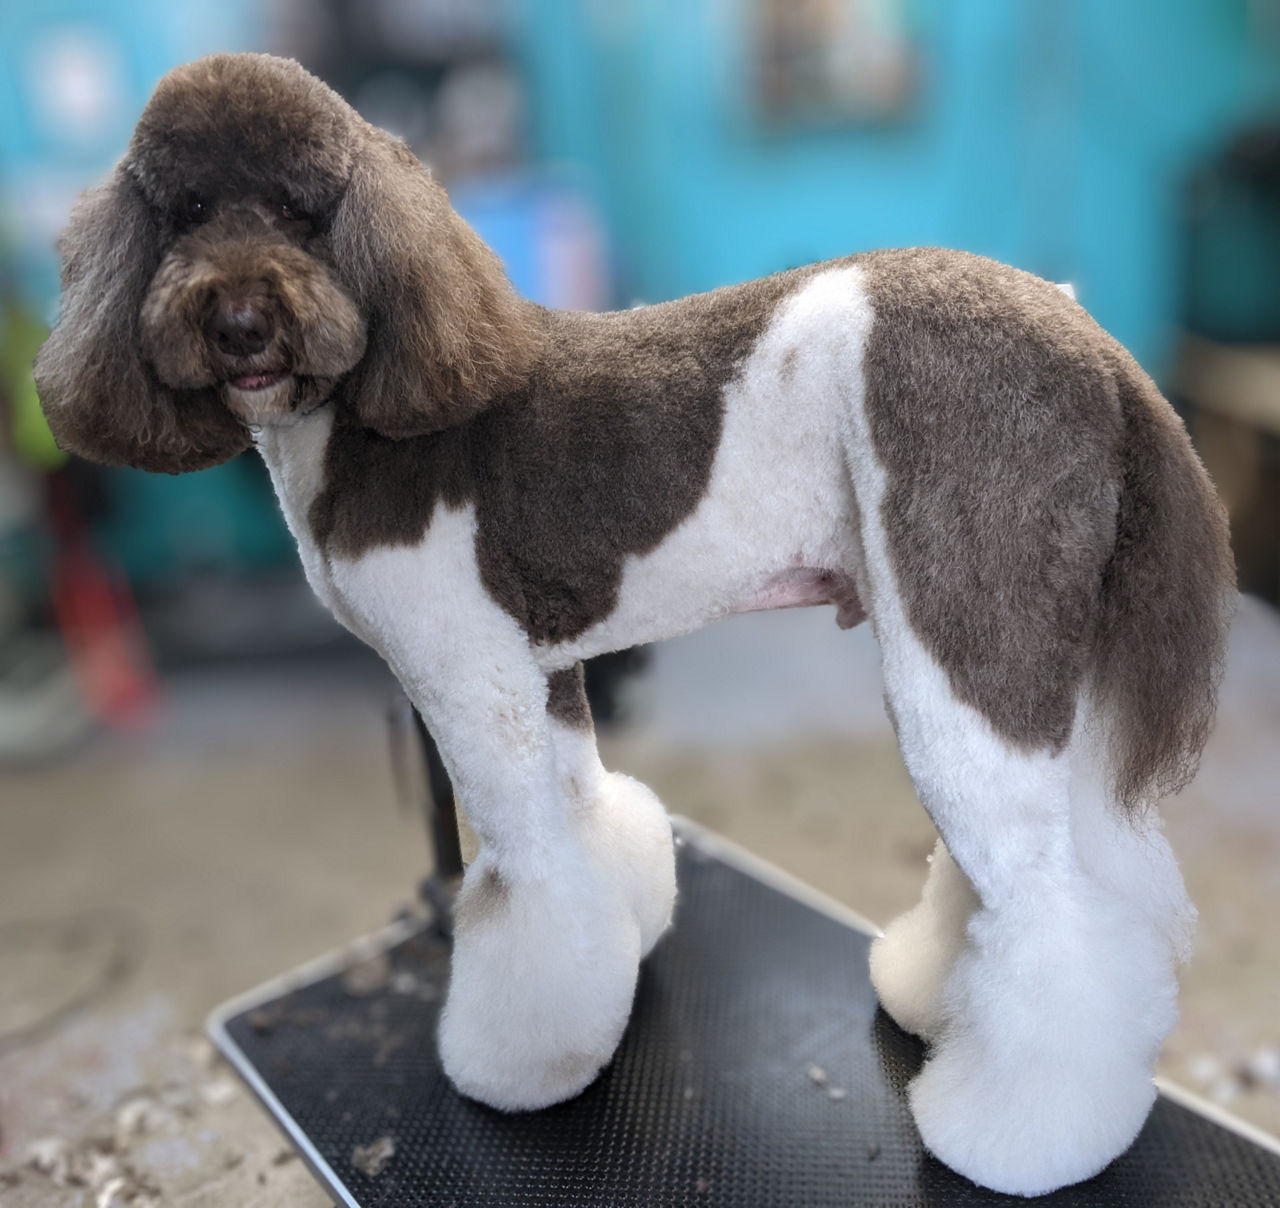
[[869, 914, 953, 1043], [906, 890, 1176, 1196], [908, 1023, 1156, 1196], [439, 775, 675, 1112], [869, 841, 977, 1042], [439, 852, 644, 1111]]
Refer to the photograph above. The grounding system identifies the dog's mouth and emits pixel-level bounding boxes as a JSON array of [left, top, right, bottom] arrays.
[[228, 371, 289, 391], [220, 368, 302, 428]]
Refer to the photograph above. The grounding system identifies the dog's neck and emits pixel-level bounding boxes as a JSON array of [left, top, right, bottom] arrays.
[[253, 403, 336, 601]]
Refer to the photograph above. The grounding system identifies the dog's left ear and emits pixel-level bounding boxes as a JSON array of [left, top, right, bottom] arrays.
[[35, 165, 252, 473], [328, 128, 541, 438]]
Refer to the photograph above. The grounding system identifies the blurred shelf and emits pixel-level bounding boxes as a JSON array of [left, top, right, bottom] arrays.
[[1177, 333, 1280, 605], [1177, 334, 1280, 437]]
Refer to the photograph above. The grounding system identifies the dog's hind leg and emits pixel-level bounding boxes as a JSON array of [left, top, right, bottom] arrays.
[[869, 837, 978, 1044], [834, 263, 1205, 1194], [874, 645, 1182, 1196], [847, 509, 1186, 1194], [851, 556, 1188, 1195], [336, 508, 674, 1112]]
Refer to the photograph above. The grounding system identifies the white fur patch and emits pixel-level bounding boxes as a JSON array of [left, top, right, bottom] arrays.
[[255, 406, 343, 618]]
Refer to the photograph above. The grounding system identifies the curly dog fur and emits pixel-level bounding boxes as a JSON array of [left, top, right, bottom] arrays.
[[36, 54, 1234, 1197]]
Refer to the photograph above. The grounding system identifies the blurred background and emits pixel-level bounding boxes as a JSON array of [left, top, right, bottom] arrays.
[[1, 1, 1278, 1202]]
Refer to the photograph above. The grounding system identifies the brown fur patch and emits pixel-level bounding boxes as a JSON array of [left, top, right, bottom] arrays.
[[326, 132, 543, 437], [546, 665, 592, 731], [861, 249, 1121, 753], [313, 268, 815, 643], [127, 54, 355, 223], [860, 248, 1233, 803]]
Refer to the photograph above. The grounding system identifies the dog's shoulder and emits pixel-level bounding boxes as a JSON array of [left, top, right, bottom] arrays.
[[529, 265, 822, 399]]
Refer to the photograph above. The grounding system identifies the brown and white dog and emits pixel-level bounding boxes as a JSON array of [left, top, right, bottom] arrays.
[[35, 54, 1234, 1197]]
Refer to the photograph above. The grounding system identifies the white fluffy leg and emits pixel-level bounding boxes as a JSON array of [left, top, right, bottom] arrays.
[[439, 750, 676, 1111], [438, 839, 644, 1111], [869, 839, 978, 1042], [901, 717, 1191, 1195], [881, 705, 1184, 1195], [910, 870, 1179, 1196], [343, 522, 677, 1113], [886, 713, 1183, 1197]]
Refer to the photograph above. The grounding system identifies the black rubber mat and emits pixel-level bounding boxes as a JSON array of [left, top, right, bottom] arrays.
[[211, 827, 1280, 1206]]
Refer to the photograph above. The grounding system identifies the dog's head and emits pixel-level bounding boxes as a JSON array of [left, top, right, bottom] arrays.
[[35, 53, 539, 473]]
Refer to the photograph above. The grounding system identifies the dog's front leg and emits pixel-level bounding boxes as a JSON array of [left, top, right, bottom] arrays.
[[409, 648, 661, 1111], [338, 519, 673, 1111], [425, 657, 673, 1111], [543, 661, 677, 961]]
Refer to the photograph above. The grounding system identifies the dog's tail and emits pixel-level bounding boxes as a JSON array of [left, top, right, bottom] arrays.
[[1090, 355, 1235, 812]]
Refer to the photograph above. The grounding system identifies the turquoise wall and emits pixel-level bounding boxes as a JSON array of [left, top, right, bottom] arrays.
[[516, 0, 1280, 378]]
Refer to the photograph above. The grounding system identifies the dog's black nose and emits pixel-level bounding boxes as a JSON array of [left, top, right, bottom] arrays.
[[207, 297, 273, 358]]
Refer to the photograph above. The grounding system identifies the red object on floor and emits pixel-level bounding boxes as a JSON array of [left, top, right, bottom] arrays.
[[47, 473, 157, 728]]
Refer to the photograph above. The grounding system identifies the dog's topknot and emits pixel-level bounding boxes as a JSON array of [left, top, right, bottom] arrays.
[[128, 54, 356, 221]]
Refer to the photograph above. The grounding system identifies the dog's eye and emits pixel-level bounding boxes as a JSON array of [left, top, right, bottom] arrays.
[[280, 202, 295, 220], [180, 194, 207, 225]]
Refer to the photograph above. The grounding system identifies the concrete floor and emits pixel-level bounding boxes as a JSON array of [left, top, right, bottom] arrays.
[[1, 596, 1277, 1205]]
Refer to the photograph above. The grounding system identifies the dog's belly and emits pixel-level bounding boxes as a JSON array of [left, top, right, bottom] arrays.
[[536, 438, 862, 664]]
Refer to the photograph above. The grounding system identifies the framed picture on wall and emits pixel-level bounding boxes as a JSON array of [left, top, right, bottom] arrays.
[[754, 0, 920, 127]]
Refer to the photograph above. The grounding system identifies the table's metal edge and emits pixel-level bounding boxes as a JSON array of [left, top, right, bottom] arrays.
[[207, 1004, 361, 1208], [205, 916, 422, 1208], [1154, 1077, 1280, 1159]]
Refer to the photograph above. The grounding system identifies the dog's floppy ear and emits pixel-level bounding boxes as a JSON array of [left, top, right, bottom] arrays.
[[328, 128, 541, 438], [35, 166, 251, 474]]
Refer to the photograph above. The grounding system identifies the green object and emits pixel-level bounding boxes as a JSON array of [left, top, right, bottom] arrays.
[[2, 301, 65, 470]]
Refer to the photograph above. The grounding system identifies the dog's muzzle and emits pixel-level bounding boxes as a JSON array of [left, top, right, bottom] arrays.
[[206, 294, 274, 359]]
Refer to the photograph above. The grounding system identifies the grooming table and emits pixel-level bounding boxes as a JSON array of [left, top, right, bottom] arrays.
[[209, 820, 1280, 1207]]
